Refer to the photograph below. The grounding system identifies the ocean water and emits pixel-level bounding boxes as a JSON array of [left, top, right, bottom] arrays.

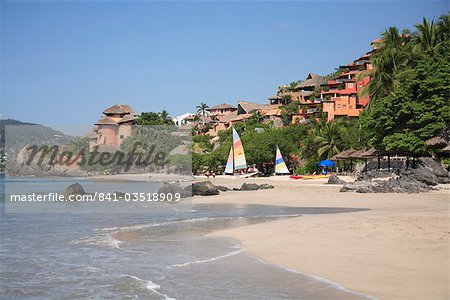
[[0, 175, 372, 299]]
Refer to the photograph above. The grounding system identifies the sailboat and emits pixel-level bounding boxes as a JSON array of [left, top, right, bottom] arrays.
[[275, 145, 290, 175], [225, 128, 252, 175]]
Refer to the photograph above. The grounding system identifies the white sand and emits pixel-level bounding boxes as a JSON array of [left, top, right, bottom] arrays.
[[193, 178, 449, 300]]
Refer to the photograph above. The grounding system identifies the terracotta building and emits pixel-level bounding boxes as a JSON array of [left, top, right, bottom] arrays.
[[88, 104, 138, 152], [319, 49, 374, 121], [208, 103, 237, 122]]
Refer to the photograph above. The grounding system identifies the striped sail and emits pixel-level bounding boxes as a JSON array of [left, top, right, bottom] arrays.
[[224, 146, 234, 174], [232, 127, 247, 170], [275, 145, 290, 174]]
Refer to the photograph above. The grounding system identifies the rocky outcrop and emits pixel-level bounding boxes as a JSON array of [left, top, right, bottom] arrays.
[[63, 183, 85, 199], [157, 182, 185, 196], [340, 177, 433, 193], [239, 183, 261, 191], [327, 174, 347, 185], [192, 181, 220, 196], [341, 157, 449, 193]]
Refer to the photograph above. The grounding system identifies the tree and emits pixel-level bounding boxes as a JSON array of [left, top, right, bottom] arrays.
[[137, 112, 164, 125], [360, 36, 450, 156], [359, 27, 413, 104], [159, 110, 174, 125], [246, 111, 264, 125], [315, 122, 342, 159], [196, 102, 209, 125]]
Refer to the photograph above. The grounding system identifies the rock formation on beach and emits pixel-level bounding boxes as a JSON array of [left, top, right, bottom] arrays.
[[341, 157, 449, 193], [156, 181, 275, 197]]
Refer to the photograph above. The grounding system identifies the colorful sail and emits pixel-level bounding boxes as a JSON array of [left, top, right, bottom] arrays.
[[275, 145, 290, 174], [232, 127, 247, 170], [224, 146, 234, 174]]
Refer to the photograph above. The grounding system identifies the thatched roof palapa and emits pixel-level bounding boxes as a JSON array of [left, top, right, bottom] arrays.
[[295, 73, 327, 90], [117, 115, 138, 124], [95, 117, 119, 126], [103, 104, 137, 116], [331, 149, 357, 160], [238, 101, 272, 114], [209, 103, 236, 110], [361, 148, 379, 158]]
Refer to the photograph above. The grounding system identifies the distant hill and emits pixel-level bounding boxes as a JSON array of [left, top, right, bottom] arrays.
[[0, 119, 74, 157]]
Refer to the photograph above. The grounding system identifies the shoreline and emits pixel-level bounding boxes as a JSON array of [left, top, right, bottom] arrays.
[[193, 178, 449, 300]]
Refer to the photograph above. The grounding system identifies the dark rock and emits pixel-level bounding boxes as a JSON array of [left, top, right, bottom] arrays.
[[259, 184, 274, 190], [158, 182, 192, 198], [341, 177, 434, 193], [63, 183, 85, 198], [239, 183, 260, 191], [401, 168, 439, 186], [192, 181, 219, 196], [181, 185, 192, 198], [417, 157, 448, 178], [327, 174, 347, 185], [215, 185, 230, 192]]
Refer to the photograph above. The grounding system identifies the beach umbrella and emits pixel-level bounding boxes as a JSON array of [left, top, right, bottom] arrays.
[[317, 160, 335, 167]]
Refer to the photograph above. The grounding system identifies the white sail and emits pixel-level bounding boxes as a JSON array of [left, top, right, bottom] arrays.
[[225, 146, 234, 174]]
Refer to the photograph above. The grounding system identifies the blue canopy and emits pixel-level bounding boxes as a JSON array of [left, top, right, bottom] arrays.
[[317, 160, 335, 167]]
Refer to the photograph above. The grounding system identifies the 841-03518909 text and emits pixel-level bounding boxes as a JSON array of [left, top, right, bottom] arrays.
[[9, 192, 182, 202]]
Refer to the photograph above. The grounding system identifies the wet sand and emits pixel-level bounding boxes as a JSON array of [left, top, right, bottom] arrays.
[[193, 177, 449, 300]]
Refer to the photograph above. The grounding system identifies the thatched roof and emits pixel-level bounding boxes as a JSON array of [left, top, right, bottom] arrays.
[[103, 104, 137, 115], [295, 73, 327, 90], [95, 117, 118, 125], [238, 101, 271, 114], [209, 103, 236, 110], [331, 149, 357, 160], [442, 145, 450, 152], [361, 148, 379, 158], [268, 95, 282, 100], [117, 115, 137, 124], [219, 111, 239, 123], [425, 136, 446, 147]]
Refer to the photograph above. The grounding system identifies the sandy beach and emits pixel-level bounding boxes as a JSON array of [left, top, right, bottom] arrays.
[[190, 177, 450, 300]]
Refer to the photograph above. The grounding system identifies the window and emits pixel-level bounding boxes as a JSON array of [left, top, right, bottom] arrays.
[[337, 104, 341, 108], [347, 82, 354, 88], [120, 135, 124, 139], [343, 105, 347, 108]]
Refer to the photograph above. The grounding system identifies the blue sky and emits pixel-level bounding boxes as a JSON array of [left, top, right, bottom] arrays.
[[1, 1, 447, 132]]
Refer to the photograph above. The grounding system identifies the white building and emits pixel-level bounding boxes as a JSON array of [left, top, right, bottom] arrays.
[[173, 112, 196, 126]]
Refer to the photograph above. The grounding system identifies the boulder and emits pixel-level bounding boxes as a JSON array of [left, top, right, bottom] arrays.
[[63, 183, 85, 199], [215, 185, 230, 192], [192, 181, 220, 196], [259, 184, 274, 190], [239, 183, 260, 191], [157, 182, 184, 195], [341, 177, 434, 193], [417, 157, 448, 178], [327, 174, 347, 185], [401, 168, 440, 186]]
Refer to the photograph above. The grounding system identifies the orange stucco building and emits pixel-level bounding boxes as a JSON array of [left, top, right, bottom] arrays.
[[88, 104, 138, 152], [319, 49, 374, 121]]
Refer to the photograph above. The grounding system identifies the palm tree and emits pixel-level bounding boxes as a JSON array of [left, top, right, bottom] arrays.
[[159, 110, 174, 125], [359, 27, 412, 104], [196, 102, 209, 125], [247, 111, 264, 125], [436, 13, 450, 42], [315, 122, 341, 159], [414, 18, 437, 53]]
